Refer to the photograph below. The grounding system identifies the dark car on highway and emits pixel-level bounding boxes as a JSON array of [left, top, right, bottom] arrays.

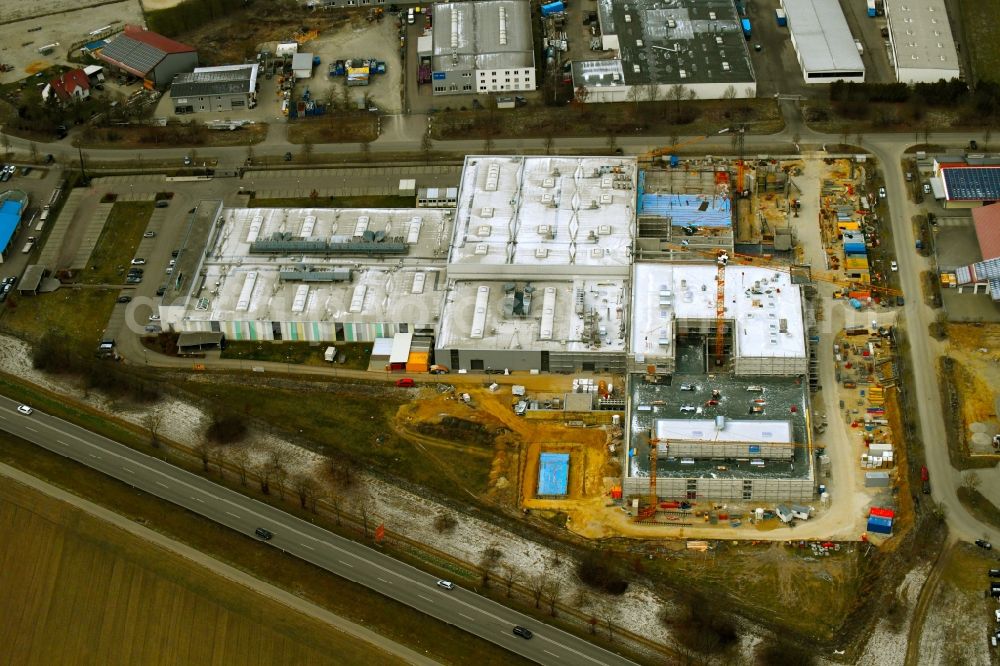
[[512, 626, 533, 639], [255, 527, 273, 540]]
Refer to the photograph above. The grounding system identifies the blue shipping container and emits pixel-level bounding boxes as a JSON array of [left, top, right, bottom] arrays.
[[867, 516, 893, 534], [541, 1, 565, 17], [741, 18, 751, 38]]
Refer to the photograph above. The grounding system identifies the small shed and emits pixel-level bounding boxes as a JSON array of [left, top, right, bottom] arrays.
[[537, 452, 570, 497], [775, 504, 794, 523], [389, 331, 413, 371], [17, 265, 46, 295], [177, 331, 225, 352], [292, 52, 313, 78]]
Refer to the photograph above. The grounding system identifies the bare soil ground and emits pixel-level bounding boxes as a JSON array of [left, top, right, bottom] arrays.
[[0, 477, 397, 666], [944, 323, 1000, 461], [76, 123, 269, 149]]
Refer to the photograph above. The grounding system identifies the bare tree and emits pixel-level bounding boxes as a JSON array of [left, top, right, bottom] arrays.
[[528, 571, 546, 608], [193, 439, 211, 471], [433, 512, 458, 534], [668, 83, 688, 118], [360, 140, 371, 162], [211, 445, 228, 477], [963, 471, 981, 493], [1, 134, 10, 161], [353, 489, 377, 537], [245, 140, 254, 166], [606, 130, 618, 154], [300, 140, 314, 163], [723, 85, 737, 101], [984, 124, 993, 152], [29, 142, 39, 164], [254, 457, 273, 495], [294, 473, 320, 509], [271, 456, 288, 500], [421, 132, 433, 163], [600, 600, 616, 641], [501, 564, 518, 597], [543, 132, 555, 155], [479, 544, 504, 588], [233, 447, 252, 486], [143, 409, 163, 449], [542, 578, 562, 616]]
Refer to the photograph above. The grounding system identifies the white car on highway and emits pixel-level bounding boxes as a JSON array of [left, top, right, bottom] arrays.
[[16, 404, 33, 415]]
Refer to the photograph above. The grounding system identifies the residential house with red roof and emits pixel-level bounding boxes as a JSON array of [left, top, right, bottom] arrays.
[[44, 69, 91, 104], [97, 25, 197, 89]]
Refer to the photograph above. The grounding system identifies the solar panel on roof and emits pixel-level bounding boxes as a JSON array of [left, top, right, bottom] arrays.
[[943, 167, 1000, 201]]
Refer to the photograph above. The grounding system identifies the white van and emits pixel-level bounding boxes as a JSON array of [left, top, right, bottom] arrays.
[[407, 7, 415, 24]]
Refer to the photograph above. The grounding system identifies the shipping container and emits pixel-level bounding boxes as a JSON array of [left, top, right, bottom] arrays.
[[541, 1, 565, 17], [866, 516, 892, 534], [775, 8, 786, 26]]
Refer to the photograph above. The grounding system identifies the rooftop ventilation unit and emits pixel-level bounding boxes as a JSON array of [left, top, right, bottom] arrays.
[[481, 206, 494, 218], [542, 177, 555, 188], [477, 224, 492, 237], [471, 286, 490, 338], [535, 248, 549, 259], [300, 215, 316, 238], [474, 243, 489, 255], [598, 224, 612, 235], [292, 284, 310, 313], [485, 163, 501, 191], [349, 285, 367, 313], [407, 217, 422, 243], [247, 215, 264, 243], [236, 271, 258, 312], [354, 215, 370, 237], [539, 287, 557, 340], [722, 62, 730, 71], [679, 69, 687, 79], [591, 247, 604, 258], [537, 224, 554, 239], [709, 11, 716, 19], [715, 36, 723, 45], [411, 272, 426, 294]]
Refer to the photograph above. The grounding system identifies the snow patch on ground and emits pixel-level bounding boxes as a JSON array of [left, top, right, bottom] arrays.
[[0, 334, 673, 644], [855, 563, 928, 666]]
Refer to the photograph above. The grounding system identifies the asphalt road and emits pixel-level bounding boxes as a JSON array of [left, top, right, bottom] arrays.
[[0, 396, 636, 666]]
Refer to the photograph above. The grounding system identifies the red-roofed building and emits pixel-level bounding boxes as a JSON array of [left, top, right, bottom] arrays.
[[973, 202, 1000, 262], [97, 25, 197, 89], [44, 68, 91, 104]]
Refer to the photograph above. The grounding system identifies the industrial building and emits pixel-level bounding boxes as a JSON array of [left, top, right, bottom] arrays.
[[158, 203, 453, 342], [424, 0, 536, 95], [781, 0, 864, 83], [97, 25, 198, 89], [0, 190, 28, 263], [883, 0, 959, 83], [630, 262, 808, 375], [573, 0, 756, 102], [437, 155, 635, 372], [929, 156, 1000, 209], [170, 64, 259, 115]]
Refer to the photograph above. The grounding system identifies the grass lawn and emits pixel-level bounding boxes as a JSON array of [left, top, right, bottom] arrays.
[[76, 123, 269, 149], [958, 0, 1000, 84], [287, 114, 379, 144], [0, 430, 527, 666], [957, 487, 1000, 531], [81, 201, 154, 284], [181, 379, 493, 498], [221, 340, 373, 370], [0, 288, 117, 354], [248, 195, 415, 208]]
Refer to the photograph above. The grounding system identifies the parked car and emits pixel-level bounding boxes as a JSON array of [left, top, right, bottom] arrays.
[[16, 404, 33, 415], [156, 286, 166, 296], [922, 183, 931, 195], [183, 156, 192, 166], [149, 314, 160, 322], [395, 378, 415, 387], [0, 165, 11, 182], [44, 154, 55, 164], [117, 296, 132, 304], [977, 539, 993, 550], [971, 140, 979, 150], [143, 231, 156, 238], [283, 152, 293, 161], [890, 261, 898, 272], [131, 258, 146, 265], [878, 186, 886, 198], [512, 626, 533, 639], [155, 200, 169, 208], [680, 405, 696, 413]]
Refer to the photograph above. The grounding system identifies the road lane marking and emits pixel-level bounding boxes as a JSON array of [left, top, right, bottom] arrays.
[[155, 481, 168, 488], [57, 440, 69, 446], [377, 577, 390, 584], [418, 594, 433, 602], [339, 560, 354, 568], [300, 543, 314, 550], [543, 650, 560, 658], [89, 454, 101, 459], [225, 511, 240, 518], [192, 497, 204, 503], [24, 426, 36, 433], [458, 612, 474, 621], [123, 468, 135, 474]]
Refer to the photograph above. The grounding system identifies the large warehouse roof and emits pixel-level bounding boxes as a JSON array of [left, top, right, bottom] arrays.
[[431, 0, 534, 73], [437, 278, 628, 353], [171, 64, 258, 98], [973, 203, 1000, 261], [99, 25, 195, 77], [449, 156, 636, 278], [884, 0, 958, 82], [782, 0, 864, 77], [631, 263, 806, 361], [597, 0, 754, 87]]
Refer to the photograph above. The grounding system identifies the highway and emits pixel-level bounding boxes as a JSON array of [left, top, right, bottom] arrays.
[[0, 396, 636, 666]]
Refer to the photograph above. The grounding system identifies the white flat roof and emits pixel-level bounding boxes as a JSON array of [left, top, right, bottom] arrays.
[[215, 207, 453, 261], [783, 0, 864, 75], [437, 278, 627, 353], [449, 156, 636, 278], [631, 263, 806, 360], [655, 419, 792, 443], [884, 0, 959, 80]]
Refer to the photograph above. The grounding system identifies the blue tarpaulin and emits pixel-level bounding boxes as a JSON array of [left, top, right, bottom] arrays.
[[538, 452, 570, 496]]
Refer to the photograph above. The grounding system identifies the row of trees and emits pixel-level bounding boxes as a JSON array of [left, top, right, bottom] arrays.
[[33, 332, 162, 402], [829, 78, 1000, 124]]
